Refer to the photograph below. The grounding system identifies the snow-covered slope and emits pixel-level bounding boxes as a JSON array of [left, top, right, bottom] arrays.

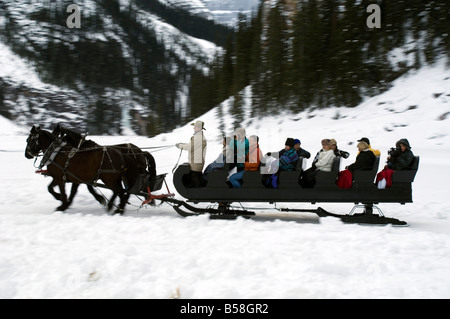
[[151, 58, 450, 163], [203, 0, 260, 25], [160, 0, 260, 25], [158, 0, 214, 20]]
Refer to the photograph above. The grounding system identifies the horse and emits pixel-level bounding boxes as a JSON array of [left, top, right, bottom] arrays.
[[52, 124, 158, 205], [25, 127, 106, 209], [25, 125, 136, 214]]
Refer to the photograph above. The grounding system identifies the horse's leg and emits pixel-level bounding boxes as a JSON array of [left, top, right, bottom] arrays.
[[113, 190, 130, 215], [107, 191, 119, 212], [67, 183, 79, 206], [47, 179, 61, 201], [87, 185, 106, 206], [56, 181, 70, 211]]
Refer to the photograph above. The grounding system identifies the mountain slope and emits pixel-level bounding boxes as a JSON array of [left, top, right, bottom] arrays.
[[0, 0, 231, 136]]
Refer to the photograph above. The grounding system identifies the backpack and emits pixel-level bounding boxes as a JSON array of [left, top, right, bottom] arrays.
[[336, 169, 353, 189], [265, 173, 279, 189]]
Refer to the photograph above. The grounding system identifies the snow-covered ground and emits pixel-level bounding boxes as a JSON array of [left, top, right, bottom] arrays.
[[1, 59, 450, 299]]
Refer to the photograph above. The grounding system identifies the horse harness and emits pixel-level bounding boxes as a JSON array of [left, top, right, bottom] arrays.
[[38, 138, 127, 187]]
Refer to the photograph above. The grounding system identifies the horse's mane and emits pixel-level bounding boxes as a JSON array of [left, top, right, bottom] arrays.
[[53, 125, 98, 149], [40, 128, 57, 141]]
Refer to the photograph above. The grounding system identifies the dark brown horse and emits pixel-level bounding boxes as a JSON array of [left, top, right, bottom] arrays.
[[25, 126, 136, 213], [52, 124, 158, 204]]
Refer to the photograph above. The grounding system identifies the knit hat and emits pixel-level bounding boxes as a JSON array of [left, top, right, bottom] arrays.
[[294, 139, 301, 145], [358, 137, 370, 145], [285, 138, 295, 148]]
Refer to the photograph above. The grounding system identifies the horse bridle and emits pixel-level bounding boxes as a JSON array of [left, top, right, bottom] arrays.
[[26, 132, 41, 157]]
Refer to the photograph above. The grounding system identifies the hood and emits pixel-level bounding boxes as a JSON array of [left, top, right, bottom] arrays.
[[396, 138, 411, 149]]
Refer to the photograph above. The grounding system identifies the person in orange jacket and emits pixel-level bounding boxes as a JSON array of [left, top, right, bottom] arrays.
[[229, 135, 262, 188]]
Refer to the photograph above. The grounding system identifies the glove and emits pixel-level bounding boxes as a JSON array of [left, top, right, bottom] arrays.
[[175, 143, 182, 149], [266, 152, 272, 157]]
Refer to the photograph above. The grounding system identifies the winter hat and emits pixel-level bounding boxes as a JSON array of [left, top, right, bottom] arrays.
[[294, 139, 301, 145], [285, 138, 295, 148], [191, 120, 206, 130], [358, 137, 370, 145]]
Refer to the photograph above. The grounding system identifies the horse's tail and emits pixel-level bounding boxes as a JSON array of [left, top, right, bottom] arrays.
[[144, 151, 157, 177], [143, 151, 157, 206]]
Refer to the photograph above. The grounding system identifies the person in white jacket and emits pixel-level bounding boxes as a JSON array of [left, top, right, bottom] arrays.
[[313, 139, 336, 172], [176, 120, 207, 187], [300, 139, 336, 187]]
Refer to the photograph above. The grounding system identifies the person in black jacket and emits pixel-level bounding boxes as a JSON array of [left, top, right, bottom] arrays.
[[293, 139, 311, 159], [346, 141, 375, 172], [386, 138, 414, 170]]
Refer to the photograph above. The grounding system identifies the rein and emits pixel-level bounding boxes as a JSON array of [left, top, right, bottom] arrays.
[[172, 148, 183, 174], [45, 144, 174, 155]]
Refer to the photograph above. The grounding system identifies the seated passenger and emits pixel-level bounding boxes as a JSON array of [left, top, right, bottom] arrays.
[[294, 139, 311, 159], [329, 138, 349, 159], [279, 138, 299, 171], [229, 127, 249, 172], [299, 139, 336, 188], [264, 138, 299, 188], [376, 139, 414, 189], [229, 135, 262, 188], [311, 139, 336, 172], [357, 137, 380, 157], [267, 138, 310, 159], [345, 141, 376, 172], [203, 137, 233, 179], [386, 138, 415, 170]]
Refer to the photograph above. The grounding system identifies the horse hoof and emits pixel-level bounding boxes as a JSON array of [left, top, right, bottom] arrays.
[[56, 206, 67, 212], [114, 209, 124, 215]]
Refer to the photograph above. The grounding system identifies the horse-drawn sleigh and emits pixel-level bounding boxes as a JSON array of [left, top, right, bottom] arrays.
[[25, 125, 419, 226], [25, 125, 172, 214]]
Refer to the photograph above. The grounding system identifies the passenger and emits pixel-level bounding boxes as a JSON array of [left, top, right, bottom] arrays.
[[299, 139, 336, 188], [229, 127, 249, 172], [312, 139, 336, 172], [175, 120, 207, 188], [267, 138, 310, 160], [376, 138, 414, 189], [229, 135, 262, 188], [278, 138, 299, 171], [357, 137, 380, 157], [264, 138, 299, 188], [203, 136, 233, 179], [293, 139, 311, 159], [345, 141, 376, 172], [386, 138, 415, 170], [330, 139, 350, 159]]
